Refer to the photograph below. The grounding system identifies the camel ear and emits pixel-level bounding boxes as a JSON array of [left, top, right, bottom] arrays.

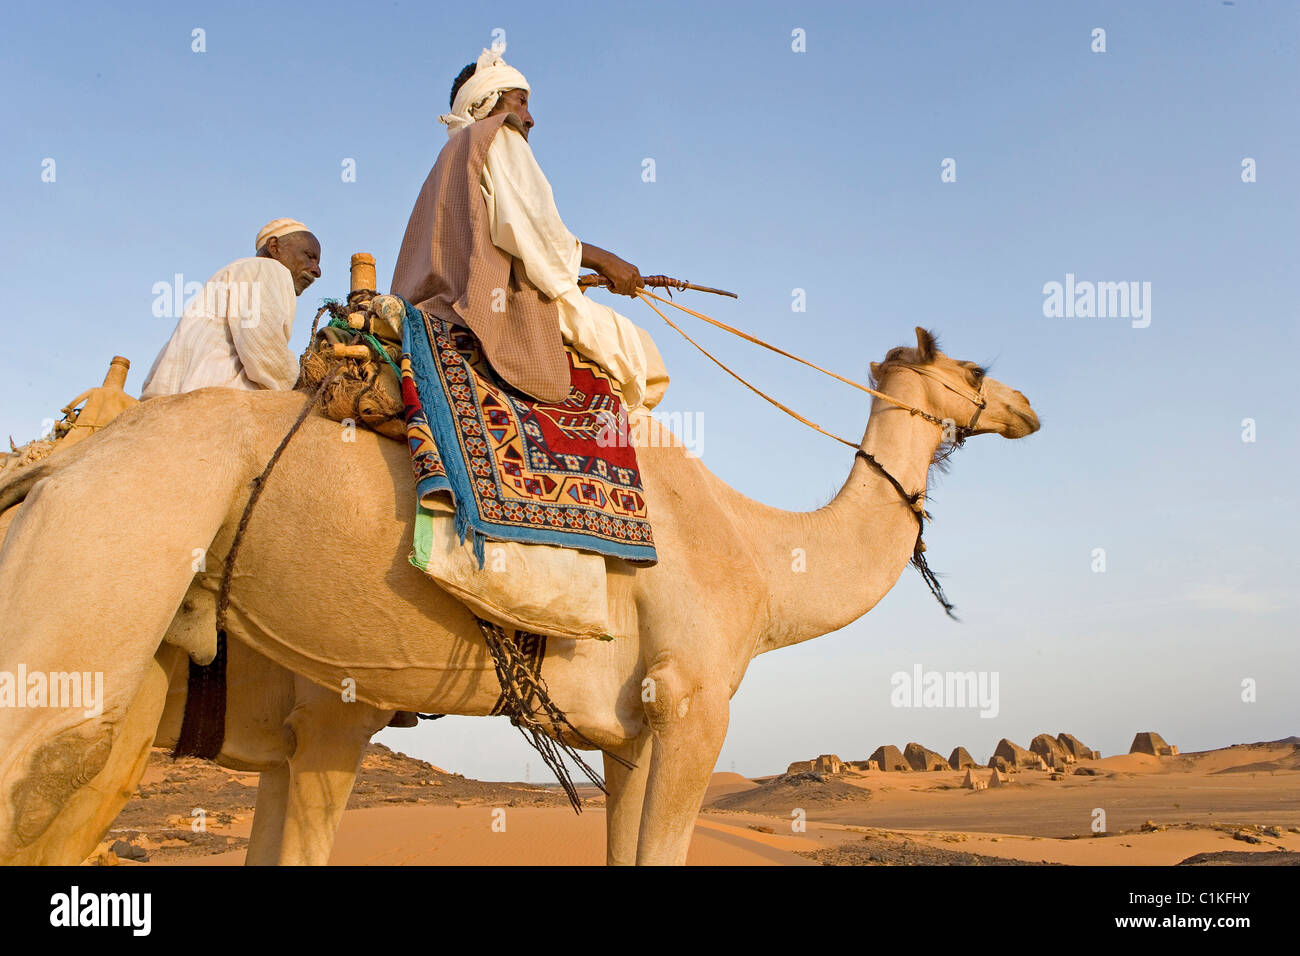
[[914, 327, 936, 361]]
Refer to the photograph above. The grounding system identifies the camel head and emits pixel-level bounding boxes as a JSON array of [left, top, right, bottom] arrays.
[[869, 328, 1039, 440]]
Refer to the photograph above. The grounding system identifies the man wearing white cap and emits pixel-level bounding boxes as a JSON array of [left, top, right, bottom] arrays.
[[393, 46, 667, 413], [140, 220, 322, 399]]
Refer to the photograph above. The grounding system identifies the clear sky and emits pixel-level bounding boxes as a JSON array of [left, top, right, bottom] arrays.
[[2, 1, 1296, 781]]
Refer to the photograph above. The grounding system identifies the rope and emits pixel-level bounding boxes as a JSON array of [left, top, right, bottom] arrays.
[[474, 618, 633, 813], [636, 289, 967, 619], [214, 367, 341, 641], [636, 290, 955, 427], [634, 293, 861, 450]]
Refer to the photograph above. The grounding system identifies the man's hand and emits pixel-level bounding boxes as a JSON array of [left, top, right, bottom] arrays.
[[580, 243, 644, 297]]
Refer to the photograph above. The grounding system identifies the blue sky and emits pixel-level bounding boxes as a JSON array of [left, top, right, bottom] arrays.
[[2, 1, 1296, 781]]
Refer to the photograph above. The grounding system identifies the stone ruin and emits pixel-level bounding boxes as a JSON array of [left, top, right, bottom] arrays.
[[849, 759, 880, 772], [948, 746, 978, 770], [1130, 732, 1179, 757], [868, 745, 911, 772], [784, 755, 852, 776], [812, 754, 847, 775], [903, 742, 950, 772], [961, 769, 987, 790]]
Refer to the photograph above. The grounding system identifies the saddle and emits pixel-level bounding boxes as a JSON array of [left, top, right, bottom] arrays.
[[296, 274, 626, 645]]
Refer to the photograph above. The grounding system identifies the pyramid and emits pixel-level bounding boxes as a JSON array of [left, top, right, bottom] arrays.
[[1057, 732, 1099, 761], [961, 769, 987, 790], [948, 746, 978, 770], [991, 738, 1043, 771], [1130, 732, 1176, 757], [1029, 733, 1072, 768], [903, 742, 950, 772], [868, 745, 910, 772], [988, 768, 1007, 787]]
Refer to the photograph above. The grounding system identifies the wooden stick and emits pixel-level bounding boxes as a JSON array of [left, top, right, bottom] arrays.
[[578, 273, 738, 299], [330, 344, 372, 360]]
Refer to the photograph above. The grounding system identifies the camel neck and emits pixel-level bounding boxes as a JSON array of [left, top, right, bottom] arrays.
[[750, 372, 943, 656]]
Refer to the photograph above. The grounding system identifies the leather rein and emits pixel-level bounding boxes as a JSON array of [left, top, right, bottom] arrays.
[[634, 288, 987, 618]]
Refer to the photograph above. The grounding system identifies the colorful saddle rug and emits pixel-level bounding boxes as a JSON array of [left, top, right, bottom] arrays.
[[400, 302, 657, 568]]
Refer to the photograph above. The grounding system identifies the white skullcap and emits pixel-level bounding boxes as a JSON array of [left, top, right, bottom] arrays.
[[255, 218, 310, 252], [438, 45, 529, 138]]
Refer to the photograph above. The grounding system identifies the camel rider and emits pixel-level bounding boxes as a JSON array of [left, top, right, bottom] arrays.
[[140, 219, 322, 399], [392, 46, 657, 413]]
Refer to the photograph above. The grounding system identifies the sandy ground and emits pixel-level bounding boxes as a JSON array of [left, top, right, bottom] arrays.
[[95, 739, 1300, 866]]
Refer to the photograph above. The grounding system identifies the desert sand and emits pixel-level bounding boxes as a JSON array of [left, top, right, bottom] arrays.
[[94, 739, 1300, 866]]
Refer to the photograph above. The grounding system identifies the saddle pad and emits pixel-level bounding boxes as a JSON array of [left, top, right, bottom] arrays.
[[400, 302, 657, 567]]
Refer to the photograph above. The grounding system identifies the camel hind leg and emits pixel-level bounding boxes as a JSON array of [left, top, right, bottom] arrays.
[[2, 646, 185, 865], [0, 420, 252, 864]]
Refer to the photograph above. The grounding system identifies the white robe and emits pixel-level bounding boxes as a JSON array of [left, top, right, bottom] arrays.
[[480, 125, 649, 412], [416, 124, 664, 636], [140, 256, 301, 399]]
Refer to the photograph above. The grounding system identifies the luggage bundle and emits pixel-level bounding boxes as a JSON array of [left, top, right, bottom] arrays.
[[296, 254, 407, 441]]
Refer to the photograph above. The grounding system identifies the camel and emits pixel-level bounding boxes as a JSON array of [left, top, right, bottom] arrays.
[[0, 328, 1038, 865]]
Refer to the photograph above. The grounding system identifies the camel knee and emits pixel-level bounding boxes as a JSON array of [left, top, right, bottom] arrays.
[[640, 655, 710, 735], [283, 682, 386, 765], [5, 723, 114, 851]]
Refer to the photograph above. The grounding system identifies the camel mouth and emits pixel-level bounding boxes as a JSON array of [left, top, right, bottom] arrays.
[[1008, 404, 1040, 438]]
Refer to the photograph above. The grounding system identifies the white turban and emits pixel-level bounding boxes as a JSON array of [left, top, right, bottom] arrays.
[[255, 218, 310, 252], [438, 45, 529, 138]]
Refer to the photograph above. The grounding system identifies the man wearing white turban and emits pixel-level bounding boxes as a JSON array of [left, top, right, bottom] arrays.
[[140, 220, 322, 399], [393, 47, 667, 413]]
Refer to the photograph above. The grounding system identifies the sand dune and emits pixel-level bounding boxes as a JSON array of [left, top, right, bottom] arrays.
[[97, 738, 1300, 866]]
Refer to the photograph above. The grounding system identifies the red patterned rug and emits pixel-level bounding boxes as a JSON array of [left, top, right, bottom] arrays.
[[400, 302, 657, 567]]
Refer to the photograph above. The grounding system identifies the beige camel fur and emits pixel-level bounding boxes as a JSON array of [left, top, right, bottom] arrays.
[[0, 328, 1038, 865]]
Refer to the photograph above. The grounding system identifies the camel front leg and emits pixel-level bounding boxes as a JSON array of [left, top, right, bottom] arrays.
[[603, 729, 652, 866], [635, 656, 730, 865], [277, 676, 391, 865]]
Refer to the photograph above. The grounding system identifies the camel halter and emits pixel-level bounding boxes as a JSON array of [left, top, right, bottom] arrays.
[[634, 289, 988, 619]]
